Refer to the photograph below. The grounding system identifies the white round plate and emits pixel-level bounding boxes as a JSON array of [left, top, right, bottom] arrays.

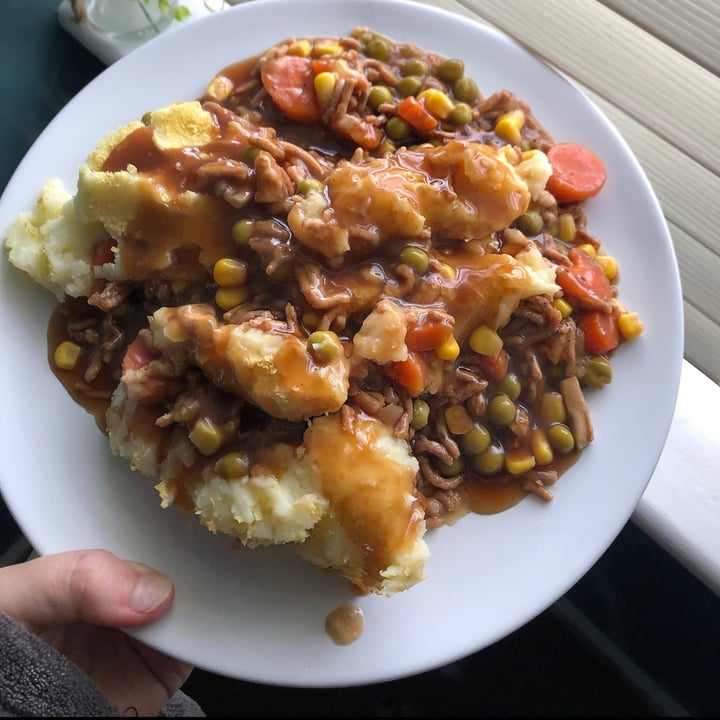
[[0, 0, 683, 688]]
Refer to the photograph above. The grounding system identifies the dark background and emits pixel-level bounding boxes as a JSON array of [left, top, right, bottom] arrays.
[[1, 2, 719, 716]]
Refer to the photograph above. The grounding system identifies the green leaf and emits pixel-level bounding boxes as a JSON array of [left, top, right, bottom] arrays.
[[129, 0, 191, 29]]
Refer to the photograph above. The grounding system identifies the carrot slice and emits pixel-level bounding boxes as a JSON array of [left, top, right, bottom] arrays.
[[333, 117, 383, 150], [556, 247, 613, 306], [384, 352, 428, 397], [578, 309, 620, 355], [405, 315, 454, 352], [260, 55, 323, 123], [122, 335, 177, 405], [477, 349, 509, 383], [396, 96, 439, 133], [91, 236, 115, 266], [546, 142, 607, 203], [122, 335, 154, 374]]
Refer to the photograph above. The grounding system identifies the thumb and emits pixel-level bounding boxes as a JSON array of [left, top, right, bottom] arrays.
[[0, 549, 175, 632]]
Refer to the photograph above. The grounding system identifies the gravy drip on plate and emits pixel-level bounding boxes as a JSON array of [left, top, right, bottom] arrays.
[[325, 603, 364, 646]]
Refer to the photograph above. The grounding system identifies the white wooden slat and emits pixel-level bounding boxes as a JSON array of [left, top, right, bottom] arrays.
[[587, 94, 720, 258], [599, 0, 720, 75], [456, 0, 720, 175], [683, 303, 720, 384], [669, 221, 720, 328]]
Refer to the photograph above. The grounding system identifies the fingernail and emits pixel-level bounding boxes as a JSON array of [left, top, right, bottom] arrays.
[[129, 572, 173, 613]]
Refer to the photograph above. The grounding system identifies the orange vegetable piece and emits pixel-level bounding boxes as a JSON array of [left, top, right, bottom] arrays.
[[396, 96, 439, 133], [91, 236, 115, 266], [384, 351, 428, 397], [546, 142, 607, 203], [556, 247, 613, 307], [122, 335, 176, 405], [578, 309, 620, 355], [477, 348, 509, 383], [405, 315, 454, 352], [260, 55, 323, 123], [334, 117, 383, 150]]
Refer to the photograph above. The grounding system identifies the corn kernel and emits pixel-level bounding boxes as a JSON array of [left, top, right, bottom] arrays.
[[314, 41, 343, 56], [505, 448, 536, 475], [612, 298, 628, 314], [445, 404, 473, 435], [494, 109, 525, 145], [469, 325, 503, 356], [618, 312, 644, 340], [314, 71, 336, 108], [596, 254, 619, 280], [436, 335, 460, 361], [575, 243, 596, 259], [553, 297, 573, 318], [531, 428, 554, 466], [213, 258, 248, 287], [215, 286, 249, 311], [417, 89, 454, 119], [557, 212, 576, 243], [438, 262, 456, 279], [189, 418, 223, 456], [287, 39, 312, 57], [54, 341, 81, 371]]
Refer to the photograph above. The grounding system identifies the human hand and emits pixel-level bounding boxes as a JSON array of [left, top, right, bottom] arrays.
[[0, 548, 193, 716]]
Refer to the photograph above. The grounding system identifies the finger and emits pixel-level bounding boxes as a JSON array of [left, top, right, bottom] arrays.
[[0, 549, 175, 632]]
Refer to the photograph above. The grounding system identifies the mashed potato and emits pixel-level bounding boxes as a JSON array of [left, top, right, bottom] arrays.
[[5, 178, 97, 300]]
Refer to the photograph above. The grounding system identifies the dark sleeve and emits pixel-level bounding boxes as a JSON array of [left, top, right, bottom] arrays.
[[0, 613, 204, 717]]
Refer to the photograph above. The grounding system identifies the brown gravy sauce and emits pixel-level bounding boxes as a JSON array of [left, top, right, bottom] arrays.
[[325, 603, 364, 646], [45, 52, 580, 647]]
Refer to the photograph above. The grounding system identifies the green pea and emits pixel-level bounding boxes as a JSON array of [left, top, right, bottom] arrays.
[[399, 246, 429, 275], [354, 30, 374, 45], [453, 76, 479, 103], [547, 423, 575, 454], [433, 454, 464, 478], [582, 355, 613, 389], [437, 58, 465, 84], [472, 443, 504, 475], [296, 178, 325, 195], [461, 423, 491, 455], [141, 111, 153, 126], [215, 451, 249, 479], [231, 218, 254, 245], [396, 76, 423, 98], [244, 146, 262, 165], [493, 372, 521, 402], [446, 102, 472, 125], [411, 399, 431, 430], [487, 394, 516, 427], [402, 58, 430, 77], [368, 85, 393, 111], [385, 116, 411, 140], [365, 37, 391, 61], [515, 210, 544, 237], [307, 330, 343, 364]]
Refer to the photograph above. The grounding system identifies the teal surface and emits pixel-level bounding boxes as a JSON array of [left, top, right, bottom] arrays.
[[0, 1, 104, 190]]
